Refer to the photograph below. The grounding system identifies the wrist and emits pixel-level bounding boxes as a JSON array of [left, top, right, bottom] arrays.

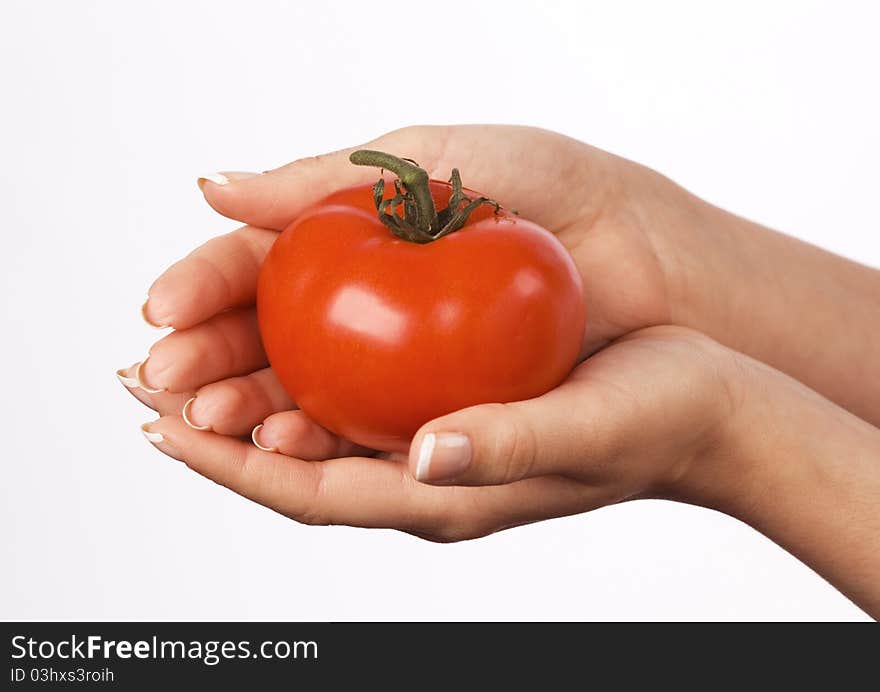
[[631, 166, 767, 352], [667, 202, 753, 344], [653, 343, 775, 514], [683, 360, 780, 517], [629, 332, 759, 510], [701, 364, 880, 616]]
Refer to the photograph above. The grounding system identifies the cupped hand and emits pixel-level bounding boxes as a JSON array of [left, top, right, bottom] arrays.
[[160, 125, 683, 355], [138, 326, 745, 541], [122, 125, 706, 458]]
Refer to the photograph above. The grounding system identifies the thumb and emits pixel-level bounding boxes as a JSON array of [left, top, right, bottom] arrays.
[[408, 378, 608, 487], [196, 127, 447, 231]]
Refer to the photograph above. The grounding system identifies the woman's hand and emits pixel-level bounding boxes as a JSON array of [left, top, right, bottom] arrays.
[[122, 125, 678, 456], [125, 126, 671, 426], [136, 327, 744, 541], [179, 125, 675, 358], [119, 124, 713, 449], [138, 325, 880, 618]]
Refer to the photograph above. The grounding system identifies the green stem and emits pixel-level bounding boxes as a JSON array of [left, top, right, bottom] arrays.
[[349, 150, 438, 235], [349, 149, 501, 243]]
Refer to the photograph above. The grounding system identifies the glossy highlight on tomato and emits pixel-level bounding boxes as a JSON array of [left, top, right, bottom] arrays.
[[257, 177, 586, 451]]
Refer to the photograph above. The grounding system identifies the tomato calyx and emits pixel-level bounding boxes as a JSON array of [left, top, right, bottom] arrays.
[[349, 149, 501, 244]]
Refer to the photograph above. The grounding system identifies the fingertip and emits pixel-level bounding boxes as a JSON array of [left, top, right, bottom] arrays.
[[143, 414, 228, 467], [140, 417, 185, 462], [251, 423, 278, 452], [136, 357, 166, 394], [117, 361, 155, 408], [197, 171, 259, 191], [412, 431, 435, 482], [196, 150, 378, 230], [141, 297, 169, 329], [116, 363, 140, 389], [258, 411, 304, 455], [182, 396, 212, 431], [258, 410, 371, 461], [198, 171, 263, 222], [197, 173, 230, 191], [410, 431, 473, 484]]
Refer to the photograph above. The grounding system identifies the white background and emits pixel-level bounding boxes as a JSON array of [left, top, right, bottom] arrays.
[[1, 0, 877, 621]]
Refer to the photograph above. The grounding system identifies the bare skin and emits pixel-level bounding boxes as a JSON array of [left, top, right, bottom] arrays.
[[118, 125, 880, 618]]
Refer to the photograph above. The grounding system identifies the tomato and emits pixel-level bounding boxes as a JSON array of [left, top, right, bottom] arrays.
[[257, 154, 585, 451]]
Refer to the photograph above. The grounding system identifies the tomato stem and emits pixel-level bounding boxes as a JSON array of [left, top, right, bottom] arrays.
[[350, 149, 500, 244], [350, 150, 439, 240]]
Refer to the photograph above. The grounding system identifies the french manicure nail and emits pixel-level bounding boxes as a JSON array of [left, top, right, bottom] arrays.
[[251, 424, 278, 453], [198, 173, 229, 187], [141, 422, 164, 443], [141, 298, 168, 329], [116, 367, 139, 388], [182, 397, 211, 431], [197, 171, 261, 191], [415, 432, 473, 482], [135, 358, 165, 394]]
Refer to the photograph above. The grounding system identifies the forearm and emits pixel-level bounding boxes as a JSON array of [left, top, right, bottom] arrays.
[[664, 180, 880, 426], [716, 363, 880, 618]]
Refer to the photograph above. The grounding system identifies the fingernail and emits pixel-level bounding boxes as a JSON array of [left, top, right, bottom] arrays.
[[182, 397, 211, 431], [136, 357, 165, 394], [415, 432, 472, 483], [141, 297, 168, 329], [116, 367, 139, 388], [197, 173, 229, 188], [141, 422, 164, 444], [251, 424, 278, 452], [197, 171, 260, 191]]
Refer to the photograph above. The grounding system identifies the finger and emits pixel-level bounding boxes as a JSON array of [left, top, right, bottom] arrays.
[[408, 474, 610, 543], [142, 414, 441, 528], [408, 362, 616, 487], [141, 416, 604, 538], [198, 130, 424, 231], [143, 225, 278, 330], [139, 308, 267, 393], [116, 362, 193, 416], [199, 125, 599, 232], [252, 410, 372, 461], [183, 368, 294, 436]]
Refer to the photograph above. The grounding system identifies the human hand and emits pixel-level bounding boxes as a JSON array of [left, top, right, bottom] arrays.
[[135, 326, 744, 541], [121, 125, 707, 452]]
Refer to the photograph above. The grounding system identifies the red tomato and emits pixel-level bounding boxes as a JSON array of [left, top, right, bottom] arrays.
[[257, 179, 585, 452]]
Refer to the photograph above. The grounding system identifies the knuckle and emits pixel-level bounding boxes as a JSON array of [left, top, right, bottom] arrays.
[[384, 124, 428, 145], [287, 154, 328, 171], [237, 227, 273, 274], [413, 500, 477, 544], [204, 312, 242, 373], [218, 441, 255, 490], [295, 509, 327, 527], [379, 125, 452, 178], [293, 466, 330, 527], [415, 489, 494, 544], [144, 343, 177, 389], [484, 403, 538, 483], [189, 246, 234, 308], [213, 382, 249, 419], [425, 523, 479, 544], [202, 384, 249, 433]]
